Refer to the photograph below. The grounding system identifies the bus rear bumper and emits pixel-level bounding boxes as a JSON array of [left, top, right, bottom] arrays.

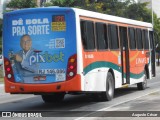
[[4, 75, 81, 94]]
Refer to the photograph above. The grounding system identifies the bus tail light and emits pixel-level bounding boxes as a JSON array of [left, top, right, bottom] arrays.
[[4, 57, 15, 82], [66, 54, 77, 80]]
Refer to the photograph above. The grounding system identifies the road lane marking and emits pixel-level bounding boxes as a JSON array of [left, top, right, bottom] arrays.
[[74, 89, 160, 120]]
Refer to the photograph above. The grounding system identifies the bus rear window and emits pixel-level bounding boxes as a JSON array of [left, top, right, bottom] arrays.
[[80, 20, 95, 50]]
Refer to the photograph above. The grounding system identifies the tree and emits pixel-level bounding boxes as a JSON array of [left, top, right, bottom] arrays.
[[43, 0, 104, 12], [7, 0, 37, 9], [98, 0, 132, 17], [78, 0, 104, 13], [44, 0, 135, 17], [44, 0, 76, 7], [125, 2, 151, 22], [154, 14, 160, 52], [154, 14, 160, 37]]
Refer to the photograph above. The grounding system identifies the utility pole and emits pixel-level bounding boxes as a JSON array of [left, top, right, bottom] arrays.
[[151, 0, 154, 26]]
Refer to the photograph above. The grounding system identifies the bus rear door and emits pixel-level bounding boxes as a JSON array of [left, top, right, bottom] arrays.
[[119, 27, 130, 84]]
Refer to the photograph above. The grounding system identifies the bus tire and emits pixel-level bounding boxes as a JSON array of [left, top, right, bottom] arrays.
[[137, 71, 147, 90], [101, 72, 114, 101], [41, 93, 65, 103]]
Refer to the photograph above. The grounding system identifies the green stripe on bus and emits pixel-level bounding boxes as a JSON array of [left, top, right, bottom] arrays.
[[130, 71, 144, 79], [83, 61, 144, 79]]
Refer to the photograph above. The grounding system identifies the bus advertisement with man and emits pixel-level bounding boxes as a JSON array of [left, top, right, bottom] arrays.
[[4, 9, 77, 84]]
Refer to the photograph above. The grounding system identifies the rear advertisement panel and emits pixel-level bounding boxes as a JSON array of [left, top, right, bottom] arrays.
[[3, 9, 76, 84]]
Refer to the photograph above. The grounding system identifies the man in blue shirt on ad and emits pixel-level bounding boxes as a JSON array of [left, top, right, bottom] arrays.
[[11, 34, 39, 83]]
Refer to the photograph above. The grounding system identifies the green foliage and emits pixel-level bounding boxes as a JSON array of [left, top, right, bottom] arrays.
[[98, 0, 130, 17], [45, 0, 132, 15], [7, 0, 37, 9], [45, 0, 132, 16], [77, 0, 104, 13], [43, 2, 53, 7], [46, 0, 76, 7], [154, 14, 160, 36], [125, 2, 151, 22], [154, 14, 160, 52]]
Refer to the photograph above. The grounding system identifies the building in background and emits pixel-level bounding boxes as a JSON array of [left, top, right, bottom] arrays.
[[138, 0, 160, 18]]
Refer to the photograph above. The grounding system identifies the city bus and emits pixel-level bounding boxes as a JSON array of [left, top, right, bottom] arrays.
[[3, 7, 157, 102]]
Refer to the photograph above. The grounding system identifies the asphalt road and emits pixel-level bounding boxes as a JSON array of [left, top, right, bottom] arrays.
[[0, 67, 160, 120]]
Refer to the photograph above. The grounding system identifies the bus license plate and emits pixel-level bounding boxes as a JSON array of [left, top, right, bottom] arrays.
[[34, 76, 46, 81]]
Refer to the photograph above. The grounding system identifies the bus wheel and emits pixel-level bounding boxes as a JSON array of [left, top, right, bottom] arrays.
[[137, 71, 147, 90], [101, 72, 114, 101], [41, 93, 65, 103]]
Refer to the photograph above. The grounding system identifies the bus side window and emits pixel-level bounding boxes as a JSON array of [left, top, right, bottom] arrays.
[[136, 28, 143, 50], [80, 21, 86, 49], [108, 24, 119, 50], [128, 27, 136, 49], [80, 20, 95, 50], [143, 30, 149, 50], [95, 22, 108, 50]]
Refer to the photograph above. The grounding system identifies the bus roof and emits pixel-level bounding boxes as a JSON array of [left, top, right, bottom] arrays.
[[4, 7, 152, 28]]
